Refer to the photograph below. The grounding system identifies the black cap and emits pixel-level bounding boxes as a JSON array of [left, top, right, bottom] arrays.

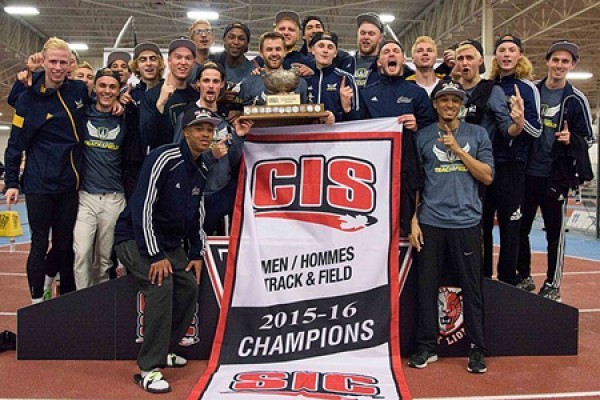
[[546, 40, 579, 62], [223, 22, 251, 42], [133, 42, 162, 59], [168, 38, 197, 57], [181, 107, 221, 128], [356, 12, 384, 32], [302, 15, 325, 34], [106, 51, 131, 67], [94, 68, 121, 84], [431, 80, 466, 101], [377, 39, 404, 58], [457, 39, 486, 74], [309, 31, 338, 48], [275, 10, 301, 27], [494, 34, 523, 52]]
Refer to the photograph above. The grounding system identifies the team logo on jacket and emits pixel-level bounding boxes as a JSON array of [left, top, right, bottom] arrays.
[[326, 83, 338, 91], [438, 286, 464, 336], [228, 370, 381, 398], [135, 292, 199, 346], [75, 99, 84, 109], [396, 96, 412, 104], [250, 156, 378, 231]]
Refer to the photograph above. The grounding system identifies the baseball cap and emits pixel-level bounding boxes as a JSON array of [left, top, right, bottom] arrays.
[[275, 10, 301, 28], [223, 22, 251, 42], [168, 38, 197, 57], [94, 68, 121, 84], [309, 31, 339, 48], [356, 12, 384, 32], [494, 34, 523, 52], [457, 39, 486, 74], [133, 42, 162, 59], [106, 51, 131, 67], [431, 80, 466, 101], [377, 39, 404, 57], [181, 107, 221, 128], [546, 40, 579, 61], [302, 16, 325, 34]]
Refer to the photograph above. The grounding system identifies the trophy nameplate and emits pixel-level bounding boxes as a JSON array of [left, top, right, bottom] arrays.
[[241, 69, 328, 127]]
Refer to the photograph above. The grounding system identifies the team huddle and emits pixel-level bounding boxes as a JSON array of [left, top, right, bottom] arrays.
[[3, 9, 593, 392]]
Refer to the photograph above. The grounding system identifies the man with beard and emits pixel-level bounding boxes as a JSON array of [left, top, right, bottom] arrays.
[[176, 62, 255, 234], [307, 32, 359, 122], [408, 80, 493, 374], [240, 32, 309, 106], [517, 41, 593, 301], [299, 15, 354, 73], [254, 11, 315, 76], [353, 12, 384, 88], [357, 39, 435, 236], [140, 39, 198, 153]]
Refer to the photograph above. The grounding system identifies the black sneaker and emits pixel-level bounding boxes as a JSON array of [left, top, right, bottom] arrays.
[[539, 284, 561, 302], [516, 276, 536, 292], [408, 349, 438, 369], [467, 346, 487, 373]]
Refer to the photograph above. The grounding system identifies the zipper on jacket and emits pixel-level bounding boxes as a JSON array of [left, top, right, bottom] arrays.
[[57, 90, 81, 190]]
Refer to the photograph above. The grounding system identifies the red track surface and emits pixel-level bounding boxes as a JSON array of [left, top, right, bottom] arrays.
[[1, 242, 600, 400]]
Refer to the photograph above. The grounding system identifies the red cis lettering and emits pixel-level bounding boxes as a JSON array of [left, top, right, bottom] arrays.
[[253, 157, 375, 212]]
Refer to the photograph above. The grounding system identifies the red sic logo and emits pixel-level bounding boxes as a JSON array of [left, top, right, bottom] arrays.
[[230, 370, 381, 398]]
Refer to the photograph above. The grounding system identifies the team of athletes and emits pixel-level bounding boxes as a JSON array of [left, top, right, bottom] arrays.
[[2, 9, 593, 391]]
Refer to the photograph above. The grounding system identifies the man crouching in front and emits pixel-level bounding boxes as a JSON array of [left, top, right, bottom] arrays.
[[408, 80, 494, 373], [114, 108, 253, 393]]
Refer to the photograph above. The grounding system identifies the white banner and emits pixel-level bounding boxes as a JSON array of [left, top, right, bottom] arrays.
[[189, 118, 411, 400]]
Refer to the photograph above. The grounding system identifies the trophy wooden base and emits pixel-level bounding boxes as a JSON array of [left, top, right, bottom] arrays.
[[240, 112, 330, 127]]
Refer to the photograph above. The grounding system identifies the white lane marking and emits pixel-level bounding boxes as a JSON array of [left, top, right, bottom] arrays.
[[0, 272, 27, 276]]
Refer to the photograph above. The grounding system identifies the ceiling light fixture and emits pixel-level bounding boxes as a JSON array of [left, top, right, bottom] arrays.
[[68, 43, 89, 51], [4, 6, 40, 15], [379, 14, 395, 24], [187, 11, 219, 20], [567, 72, 593, 80]]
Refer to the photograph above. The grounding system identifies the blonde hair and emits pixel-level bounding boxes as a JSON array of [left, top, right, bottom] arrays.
[[490, 55, 533, 80], [129, 55, 166, 79], [456, 44, 482, 58], [189, 19, 212, 38], [411, 36, 437, 57], [77, 61, 94, 71], [42, 37, 70, 54]]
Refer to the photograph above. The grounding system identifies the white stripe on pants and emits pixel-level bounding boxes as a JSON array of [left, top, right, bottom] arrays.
[[73, 191, 126, 290]]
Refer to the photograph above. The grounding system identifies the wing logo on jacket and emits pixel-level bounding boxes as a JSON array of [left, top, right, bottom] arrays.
[[86, 121, 120, 140], [433, 143, 470, 163]]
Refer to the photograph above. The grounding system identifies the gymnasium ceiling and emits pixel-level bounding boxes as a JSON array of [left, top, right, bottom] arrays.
[[1, 0, 600, 126]]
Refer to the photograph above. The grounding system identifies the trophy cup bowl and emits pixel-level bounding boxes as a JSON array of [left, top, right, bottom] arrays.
[[264, 68, 300, 95]]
